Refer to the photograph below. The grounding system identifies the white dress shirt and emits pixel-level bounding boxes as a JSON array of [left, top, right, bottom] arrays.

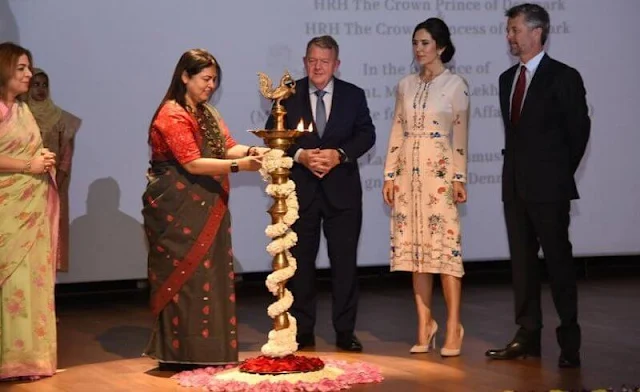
[[510, 50, 545, 112], [294, 78, 335, 162], [309, 78, 334, 123]]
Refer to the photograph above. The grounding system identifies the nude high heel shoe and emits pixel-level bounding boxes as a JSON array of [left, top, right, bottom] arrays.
[[440, 325, 464, 357], [410, 320, 438, 354]]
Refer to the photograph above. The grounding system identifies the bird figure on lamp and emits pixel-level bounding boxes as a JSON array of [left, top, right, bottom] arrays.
[[258, 70, 296, 103], [258, 71, 297, 132]]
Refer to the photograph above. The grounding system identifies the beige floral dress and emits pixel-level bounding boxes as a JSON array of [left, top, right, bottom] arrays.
[[383, 70, 469, 277]]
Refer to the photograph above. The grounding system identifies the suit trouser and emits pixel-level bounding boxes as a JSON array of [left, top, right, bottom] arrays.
[[504, 196, 580, 353], [289, 189, 362, 337]]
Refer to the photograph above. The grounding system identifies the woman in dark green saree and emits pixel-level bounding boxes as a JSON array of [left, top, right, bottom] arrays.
[[142, 49, 266, 370]]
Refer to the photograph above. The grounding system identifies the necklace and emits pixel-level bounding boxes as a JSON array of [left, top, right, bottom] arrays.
[[412, 77, 433, 130], [186, 103, 226, 158]]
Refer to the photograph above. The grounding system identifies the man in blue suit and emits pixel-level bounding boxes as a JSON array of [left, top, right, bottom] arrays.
[[266, 35, 376, 352]]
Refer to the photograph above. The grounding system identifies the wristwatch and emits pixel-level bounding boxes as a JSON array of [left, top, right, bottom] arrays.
[[230, 161, 239, 173], [336, 149, 348, 164]]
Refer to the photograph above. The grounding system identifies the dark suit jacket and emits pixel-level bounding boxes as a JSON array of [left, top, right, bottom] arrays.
[[266, 77, 376, 210], [500, 54, 590, 202]]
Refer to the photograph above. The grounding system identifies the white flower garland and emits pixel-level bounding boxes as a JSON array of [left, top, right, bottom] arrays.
[[259, 149, 300, 358]]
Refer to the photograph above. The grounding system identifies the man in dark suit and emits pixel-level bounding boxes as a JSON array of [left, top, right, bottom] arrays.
[[485, 4, 590, 368], [265, 35, 375, 352]]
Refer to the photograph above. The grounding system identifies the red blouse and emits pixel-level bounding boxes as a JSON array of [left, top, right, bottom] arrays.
[[149, 101, 237, 164]]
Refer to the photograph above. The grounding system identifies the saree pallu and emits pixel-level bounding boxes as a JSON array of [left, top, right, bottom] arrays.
[[142, 161, 238, 365], [0, 103, 59, 380], [27, 69, 82, 272], [40, 112, 81, 272]]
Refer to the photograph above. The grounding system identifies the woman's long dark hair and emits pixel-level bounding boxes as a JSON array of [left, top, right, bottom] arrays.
[[148, 49, 221, 140]]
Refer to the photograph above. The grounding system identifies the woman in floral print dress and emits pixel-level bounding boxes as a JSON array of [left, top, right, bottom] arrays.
[[383, 18, 469, 357]]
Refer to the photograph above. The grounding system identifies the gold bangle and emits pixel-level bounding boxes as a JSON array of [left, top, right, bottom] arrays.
[[23, 159, 32, 173]]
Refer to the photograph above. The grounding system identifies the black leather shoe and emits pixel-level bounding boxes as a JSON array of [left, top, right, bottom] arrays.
[[158, 362, 204, 372], [296, 333, 316, 349], [485, 340, 541, 360], [558, 352, 581, 368], [336, 334, 363, 352]]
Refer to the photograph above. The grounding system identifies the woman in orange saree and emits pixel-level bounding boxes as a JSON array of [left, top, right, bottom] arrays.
[[0, 42, 59, 381]]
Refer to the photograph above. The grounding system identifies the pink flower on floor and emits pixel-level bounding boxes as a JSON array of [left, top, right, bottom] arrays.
[[172, 358, 383, 391]]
